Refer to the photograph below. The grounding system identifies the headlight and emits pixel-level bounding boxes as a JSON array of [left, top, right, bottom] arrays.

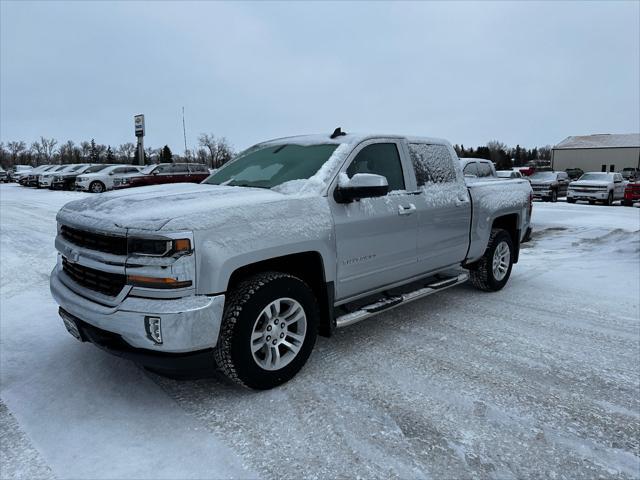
[[127, 238, 191, 257]]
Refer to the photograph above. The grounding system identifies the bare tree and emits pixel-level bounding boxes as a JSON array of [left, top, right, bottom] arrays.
[[117, 142, 135, 163], [40, 137, 58, 163], [198, 133, 234, 168], [80, 141, 91, 161], [7, 141, 26, 162], [30, 140, 46, 164], [59, 140, 75, 163]]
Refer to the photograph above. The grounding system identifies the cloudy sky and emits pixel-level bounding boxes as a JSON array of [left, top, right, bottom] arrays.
[[1, 1, 638, 153]]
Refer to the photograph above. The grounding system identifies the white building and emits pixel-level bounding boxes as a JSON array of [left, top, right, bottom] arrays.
[[551, 133, 640, 173]]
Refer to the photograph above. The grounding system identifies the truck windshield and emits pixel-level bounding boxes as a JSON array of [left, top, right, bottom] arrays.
[[529, 172, 556, 181], [204, 143, 338, 189], [579, 173, 612, 181]]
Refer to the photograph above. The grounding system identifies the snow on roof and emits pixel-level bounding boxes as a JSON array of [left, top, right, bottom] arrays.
[[554, 133, 640, 150], [258, 133, 451, 147]]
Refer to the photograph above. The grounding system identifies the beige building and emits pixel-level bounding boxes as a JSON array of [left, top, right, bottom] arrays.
[[551, 133, 640, 173]]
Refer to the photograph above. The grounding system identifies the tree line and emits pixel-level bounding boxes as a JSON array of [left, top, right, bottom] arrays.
[[453, 141, 552, 170], [0, 134, 235, 170]]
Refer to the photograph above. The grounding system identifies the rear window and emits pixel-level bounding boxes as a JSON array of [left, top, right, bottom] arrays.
[[477, 162, 494, 178], [408, 143, 457, 185]]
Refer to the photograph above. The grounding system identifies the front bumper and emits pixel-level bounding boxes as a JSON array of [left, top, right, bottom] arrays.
[[75, 180, 90, 191], [50, 266, 225, 354], [567, 190, 608, 200], [39, 178, 53, 187]]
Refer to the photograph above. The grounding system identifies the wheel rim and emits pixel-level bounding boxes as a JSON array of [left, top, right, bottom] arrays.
[[91, 182, 103, 193], [492, 241, 510, 281], [250, 298, 307, 371]]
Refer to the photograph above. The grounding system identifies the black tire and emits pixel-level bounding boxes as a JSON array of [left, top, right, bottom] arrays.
[[566, 198, 576, 203], [90, 181, 105, 193], [551, 189, 558, 202], [214, 271, 319, 390], [588, 200, 595, 205], [468, 228, 514, 292], [622, 200, 633, 207], [605, 192, 613, 206]]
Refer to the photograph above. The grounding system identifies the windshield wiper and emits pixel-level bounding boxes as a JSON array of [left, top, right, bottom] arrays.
[[229, 182, 271, 189]]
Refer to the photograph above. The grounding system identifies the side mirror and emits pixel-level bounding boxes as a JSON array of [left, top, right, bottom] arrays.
[[152, 170, 159, 175], [334, 173, 389, 203]]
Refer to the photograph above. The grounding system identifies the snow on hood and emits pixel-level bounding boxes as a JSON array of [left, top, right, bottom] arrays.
[[570, 180, 611, 187], [57, 183, 294, 231]]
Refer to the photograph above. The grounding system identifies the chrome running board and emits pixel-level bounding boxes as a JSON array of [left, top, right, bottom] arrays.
[[335, 273, 469, 328]]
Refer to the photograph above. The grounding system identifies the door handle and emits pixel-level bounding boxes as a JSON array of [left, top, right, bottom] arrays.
[[398, 203, 416, 215], [455, 195, 470, 207]]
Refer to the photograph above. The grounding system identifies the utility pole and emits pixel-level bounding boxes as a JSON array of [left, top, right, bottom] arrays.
[[182, 107, 188, 160], [134, 114, 145, 165]]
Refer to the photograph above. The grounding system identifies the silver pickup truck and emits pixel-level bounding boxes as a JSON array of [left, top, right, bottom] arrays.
[[50, 131, 533, 389]]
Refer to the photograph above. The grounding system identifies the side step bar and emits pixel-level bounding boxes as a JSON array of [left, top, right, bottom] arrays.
[[335, 273, 469, 328]]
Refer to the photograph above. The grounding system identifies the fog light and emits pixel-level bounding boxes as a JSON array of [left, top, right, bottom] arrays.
[[145, 316, 162, 344]]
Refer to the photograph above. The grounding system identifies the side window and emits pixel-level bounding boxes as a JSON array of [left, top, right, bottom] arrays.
[[113, 168, 127, 174], [463, 162, 478, 177], [171, 164, 189, 173], [477, 162, 493, 177], [346, 143, 405, 191], [408, 143, 457, 185], [156, 165, 172, 174]]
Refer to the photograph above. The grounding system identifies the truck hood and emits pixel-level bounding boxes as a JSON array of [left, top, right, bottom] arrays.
[[570, 180, 610, 187], [57, 183, 303, 232]]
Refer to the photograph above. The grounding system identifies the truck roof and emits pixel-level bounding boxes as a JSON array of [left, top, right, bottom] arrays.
[[258, 132, 451, 148]]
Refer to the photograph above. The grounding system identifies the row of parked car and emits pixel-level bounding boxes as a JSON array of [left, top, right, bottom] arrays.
[[7, 162, 212, 193], [459, 158, 639, 206]]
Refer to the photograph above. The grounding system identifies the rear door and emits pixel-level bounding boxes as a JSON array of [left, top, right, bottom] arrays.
[[330, 140, 419, 301], [409, 142, 472, 272], [171, 163, 190, 182], [613, 173, 625, 198]]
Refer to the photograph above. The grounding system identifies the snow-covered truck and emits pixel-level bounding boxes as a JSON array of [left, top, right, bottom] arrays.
[[50, 130, 533, 389]]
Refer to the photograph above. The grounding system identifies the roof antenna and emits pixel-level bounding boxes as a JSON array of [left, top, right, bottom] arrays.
[[330, 127, 347, 139]]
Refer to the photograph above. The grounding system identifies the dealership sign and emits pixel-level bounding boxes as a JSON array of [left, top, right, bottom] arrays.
[[134, 114, 145, 137]]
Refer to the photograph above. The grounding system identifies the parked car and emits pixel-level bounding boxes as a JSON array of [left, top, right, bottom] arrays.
[[497, 170, 523, 179], [622, 181, 640, 206], [50, 164, 107, 190], [620, 168, 640, 182], [0, 167, 8, 183], [528, 171, 570, 202], [515, 166, 535, 177], [459, 158, 496, 178], [112, 163, 210, 189], [39, 164, 88, 188], [565, 168, 584, 180], [24, 165, 57, 186], [567, 172, 625, 205], [51, 131, 533, 389], [75, 164, 142, 192]]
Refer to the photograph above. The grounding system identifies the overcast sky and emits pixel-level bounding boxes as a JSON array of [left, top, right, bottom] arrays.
[[1, 1, 638, 153]]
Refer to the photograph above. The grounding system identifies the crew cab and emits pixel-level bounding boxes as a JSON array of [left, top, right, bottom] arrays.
[[622, 182, 640, 206], [50, 131, 533, 390], [50, 164, 107, 190], [528, 171, 570, 202], [75, 165, 142, 193], [113, 163, 209, 189], [567, 172, 625, 205]]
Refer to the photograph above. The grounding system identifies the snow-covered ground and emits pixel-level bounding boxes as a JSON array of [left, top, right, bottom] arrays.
[[1, 183, 639, 479]]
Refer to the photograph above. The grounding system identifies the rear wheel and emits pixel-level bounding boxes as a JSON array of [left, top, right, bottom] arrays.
[[89, 181, 105, 193], [468, 228, 514, 292], [566, 198, 576, 203], [214, 272, 318, 390], [588, 200, 595, 205], [550, 189, 558, 202]]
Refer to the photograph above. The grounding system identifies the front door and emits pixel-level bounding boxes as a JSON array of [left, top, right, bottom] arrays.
[[330, 141, 418, 301]]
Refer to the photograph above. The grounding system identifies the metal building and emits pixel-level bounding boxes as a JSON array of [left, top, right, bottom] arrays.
[[551, 133, 640, 173]]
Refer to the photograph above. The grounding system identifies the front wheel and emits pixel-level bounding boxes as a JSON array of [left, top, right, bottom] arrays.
[[604, 192, 613, 206], [567, 198, 576, 203], [214, 272, 319, 390], [468, 228, 514, 292], [551, 189, 558, 202], [89, 181, 105, 193]]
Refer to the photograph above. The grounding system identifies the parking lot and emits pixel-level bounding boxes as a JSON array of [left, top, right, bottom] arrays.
[[1, 183, 639, 479]]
